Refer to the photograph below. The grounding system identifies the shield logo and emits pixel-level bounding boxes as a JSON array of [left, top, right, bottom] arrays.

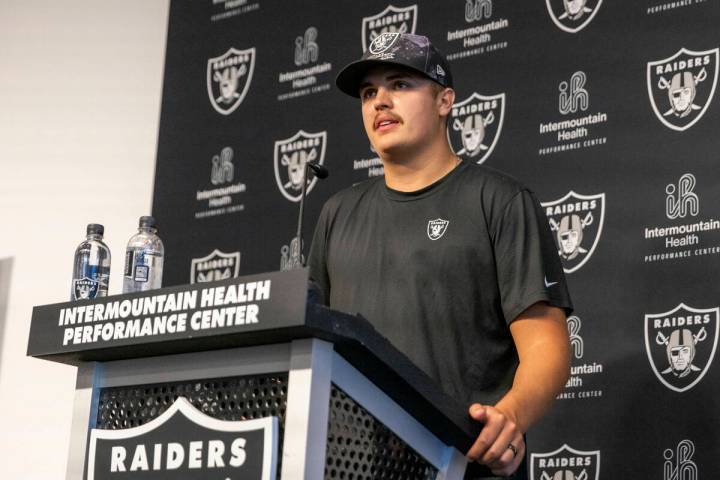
[[361, 4, 418, 52], [542, 191, 605, 274], [647, 47, 719, 131], [644, 303, 719, 393], [545, 0, 603, 33], [73, 277, 99, 300], [274, 130, 327, 203], [530, 444, 600, 480], [447, 92, 505, 164], [427, 218, 449, 240], [207, 47, 256, 115], [190, 249, 241, 284], [86, 397, 278, 480]]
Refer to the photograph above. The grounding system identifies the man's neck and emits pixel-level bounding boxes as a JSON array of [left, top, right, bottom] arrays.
[[380, 142, 460, 192]]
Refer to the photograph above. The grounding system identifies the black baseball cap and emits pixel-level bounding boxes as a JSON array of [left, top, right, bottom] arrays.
[[336, 33, 453, 98]]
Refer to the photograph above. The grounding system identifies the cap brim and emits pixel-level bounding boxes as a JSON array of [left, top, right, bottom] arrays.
[[335, 59, 393, 98]]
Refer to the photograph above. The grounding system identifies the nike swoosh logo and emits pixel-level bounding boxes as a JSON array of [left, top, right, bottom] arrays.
[[544, 276, 558, 288]]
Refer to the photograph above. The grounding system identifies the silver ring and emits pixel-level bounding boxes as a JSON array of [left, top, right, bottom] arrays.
[[507, 443, 518, 458]]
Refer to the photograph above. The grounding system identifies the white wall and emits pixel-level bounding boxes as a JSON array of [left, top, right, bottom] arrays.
[[0, 1, 169, 477]]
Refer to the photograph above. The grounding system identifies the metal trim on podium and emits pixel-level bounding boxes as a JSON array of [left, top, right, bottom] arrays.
[[28, 268, 487, 479]]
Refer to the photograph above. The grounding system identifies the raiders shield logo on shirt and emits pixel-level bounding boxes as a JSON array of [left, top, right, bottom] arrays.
[[274, 130, 327, 203], [545, 0, 603, 33], [647, 47, 719, 131], [447, 92, 505, 165], [190, 249, 241, 284], [542, 191, 605, 274], [644, 303, 719, 393], [361, 4, 418, 52], [207, 47, 256, 115], [426, 218, 449, 240], [530, 444, 600, 480]]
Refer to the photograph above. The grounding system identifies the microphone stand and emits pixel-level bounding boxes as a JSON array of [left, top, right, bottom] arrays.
[[295, 162, 311, 267], [295, 160, 328, 267]]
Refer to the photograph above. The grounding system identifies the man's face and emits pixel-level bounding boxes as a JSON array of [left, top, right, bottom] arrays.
[[359, 67, 445, 157]]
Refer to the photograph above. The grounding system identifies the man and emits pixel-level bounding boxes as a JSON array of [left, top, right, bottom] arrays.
[[308, 33, 572, 478]]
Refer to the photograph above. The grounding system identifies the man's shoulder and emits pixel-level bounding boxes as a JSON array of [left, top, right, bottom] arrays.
[[321, 176, 384, 214], [457, 162, 531, 209]]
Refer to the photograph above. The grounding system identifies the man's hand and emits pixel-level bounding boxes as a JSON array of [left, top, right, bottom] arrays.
[[466, 403, 525, 476]]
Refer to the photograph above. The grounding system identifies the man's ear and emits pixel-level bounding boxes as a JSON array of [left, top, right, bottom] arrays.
[[437, 87, 455, 118]]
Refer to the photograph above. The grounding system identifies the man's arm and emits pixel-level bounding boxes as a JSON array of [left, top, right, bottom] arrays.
[[466, 301, 570, 476]]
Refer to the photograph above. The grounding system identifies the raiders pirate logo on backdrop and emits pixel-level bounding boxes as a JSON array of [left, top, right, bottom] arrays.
[[530, 444, 600, 480], [207, 47, 256, 115], [361, 4, 418, 52], [647, 47, 718, 131], [645, 303, 718, 392], [447, 92, 505, 164], [190, 249, 241, 284], [542, 191, 605, 274], [274, 130, 327, 202], [545, 0, 603, 33]]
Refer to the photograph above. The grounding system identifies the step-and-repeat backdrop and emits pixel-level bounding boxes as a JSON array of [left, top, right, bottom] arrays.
[[152, 1, 720, 477]]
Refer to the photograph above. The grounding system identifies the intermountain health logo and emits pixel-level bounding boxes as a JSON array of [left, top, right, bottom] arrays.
[[542, 191, 605, 274], [645, 303, 718, 392], [545, 0, 603, 33], [207, 47, 256, 115], [663, 440, 699, 480], [273, 130, 327, 202], [448, 92, 505, 164], [647, 47, 718, 131], [530, 444, 600, 480], [195, 147, 246, 219], [277, 27, 332, 102], [361, 4, 418, 52], [446, 1, 509, 61], [280, 236, 302, 271], [190, 249, 241, 284], [643, 173, 720, 263], [557, 315, 605, 400], [538, 71, 608, 156]]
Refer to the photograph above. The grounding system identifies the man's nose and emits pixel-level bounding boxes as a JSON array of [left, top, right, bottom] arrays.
[[373, 87, 393, 110]]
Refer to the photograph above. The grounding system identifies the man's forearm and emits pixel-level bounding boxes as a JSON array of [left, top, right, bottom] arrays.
[[497, 304, 571, 433]]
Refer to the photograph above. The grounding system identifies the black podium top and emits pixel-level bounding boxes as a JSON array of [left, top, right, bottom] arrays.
[[28, 268, 484, 458]]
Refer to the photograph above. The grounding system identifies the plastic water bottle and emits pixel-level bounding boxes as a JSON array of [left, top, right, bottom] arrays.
[[71, 223, 111, 301], [123, 216, 164, 293]]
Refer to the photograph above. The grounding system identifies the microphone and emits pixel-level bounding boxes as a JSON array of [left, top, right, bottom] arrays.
[[295, 160, 329, 267], [307, 161, 328, 179]]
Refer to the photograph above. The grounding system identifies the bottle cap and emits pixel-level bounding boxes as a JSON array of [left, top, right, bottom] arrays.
[[139, 216, 157, 229], [86, 223, 104, 236]]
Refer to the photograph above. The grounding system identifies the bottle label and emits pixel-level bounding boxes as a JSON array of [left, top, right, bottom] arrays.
[[124, 250, 134, 277], [72, 277, 99, 300], [134, 265, 149, 282]]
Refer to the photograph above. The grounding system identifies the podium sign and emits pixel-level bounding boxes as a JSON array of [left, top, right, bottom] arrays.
[[87, 398, 278, 480]]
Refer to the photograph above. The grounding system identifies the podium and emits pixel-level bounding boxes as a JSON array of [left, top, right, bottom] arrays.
[[28, 268, 491, 479]]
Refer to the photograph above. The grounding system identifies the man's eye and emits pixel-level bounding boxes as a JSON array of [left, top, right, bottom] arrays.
[[361, 89, 376, 100], [395, 80, 409, 89]]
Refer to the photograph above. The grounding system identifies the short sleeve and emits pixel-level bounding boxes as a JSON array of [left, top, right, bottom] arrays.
[[491, 189, 573, 323]]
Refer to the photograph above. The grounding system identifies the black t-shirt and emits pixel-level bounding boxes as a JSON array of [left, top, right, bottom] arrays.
[[308, 161, 573, 407]]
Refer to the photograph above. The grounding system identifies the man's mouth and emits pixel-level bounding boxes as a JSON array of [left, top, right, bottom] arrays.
[[374, 116, 400, 131]]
